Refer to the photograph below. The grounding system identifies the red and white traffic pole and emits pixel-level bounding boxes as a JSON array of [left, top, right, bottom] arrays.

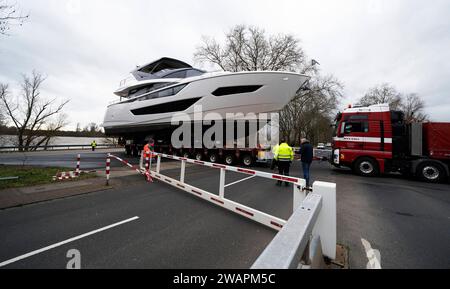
[[106, 153, 111, 186], [75, 154, 81, 176], [145, 154, 151, 182]]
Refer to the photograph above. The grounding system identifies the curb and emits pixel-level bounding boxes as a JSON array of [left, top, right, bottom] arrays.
[[0, 183, 113, 210]]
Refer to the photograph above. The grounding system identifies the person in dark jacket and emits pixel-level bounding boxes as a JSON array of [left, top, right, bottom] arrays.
[[299, 138, 314, 188]]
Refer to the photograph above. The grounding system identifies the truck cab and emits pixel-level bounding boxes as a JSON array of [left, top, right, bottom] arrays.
[[332, 103, 450, 182], [332, 104, 392, 176]]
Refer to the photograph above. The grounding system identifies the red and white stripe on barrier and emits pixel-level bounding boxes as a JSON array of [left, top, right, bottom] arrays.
[[53, 171, 74, 181], [53, 154, 83, 181], [139, 152, 307, 231], [106, 153, 152, 185], [106, 155, 111, 185], [148, 168, 287, 231]]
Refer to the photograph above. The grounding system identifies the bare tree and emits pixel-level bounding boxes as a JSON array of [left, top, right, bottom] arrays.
[[0, 71, 69, 151], [195, 25, 317, 74], [84, 122, 101, 134], [401, 93, 428, 123], [195, 24, 342, 145], [0, 110, 6, 146], [358, 83, 402, 110], [0, 0, 28, 36], [279, 75, 343, 144], [358, 84, 429, 123]]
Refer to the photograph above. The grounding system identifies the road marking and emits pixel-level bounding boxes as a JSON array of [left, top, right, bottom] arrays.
[[224, 175, 256, 188], [0, 216, 140, 268], [361, 238, 382, 269]]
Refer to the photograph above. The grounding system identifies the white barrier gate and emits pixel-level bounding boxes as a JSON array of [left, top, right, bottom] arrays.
[[96, 152, 336, 269], [139, 152, 302, 231], [117, 152, 337, 267]]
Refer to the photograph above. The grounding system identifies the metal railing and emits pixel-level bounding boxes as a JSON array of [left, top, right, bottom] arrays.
[[251, 181, 336, 269], [0, 144, 122, 152]]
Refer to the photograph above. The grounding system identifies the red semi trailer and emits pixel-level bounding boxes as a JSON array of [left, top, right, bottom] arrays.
[[331, 103, 450, 182]]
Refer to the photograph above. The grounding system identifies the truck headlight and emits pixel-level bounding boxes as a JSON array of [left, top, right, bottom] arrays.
[[333, 149, 340, 164]]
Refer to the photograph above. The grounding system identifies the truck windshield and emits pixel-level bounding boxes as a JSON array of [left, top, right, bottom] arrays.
[[332, 113, 342, 137]]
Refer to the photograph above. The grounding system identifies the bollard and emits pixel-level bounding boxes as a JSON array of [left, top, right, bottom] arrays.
[[106, 154, 111, 186], [156, 155, 161, 173], [75, 154, 81, 176], [145, 154, 151, 182]]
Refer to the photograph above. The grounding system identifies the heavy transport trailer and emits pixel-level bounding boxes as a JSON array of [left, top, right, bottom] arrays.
[[125, 142, 272, 167], [331, 103, 450, 183], [115, 121, 275, 167]]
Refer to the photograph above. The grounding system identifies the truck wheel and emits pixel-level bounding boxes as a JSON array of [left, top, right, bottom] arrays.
[[224, 154, 235, 165], [195, 152, 203, 161], [209, 153, 218, 163], [242, 155, 253, 167], [125, 147, 131, 156], [354, 157, 379, 177], [416, 162, 446, 183]]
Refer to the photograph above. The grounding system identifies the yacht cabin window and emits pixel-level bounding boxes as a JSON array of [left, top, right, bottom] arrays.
[[138, 84, 188, 101]]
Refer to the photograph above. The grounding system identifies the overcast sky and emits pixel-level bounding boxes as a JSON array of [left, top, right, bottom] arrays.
[[1, 0, 449, 130]]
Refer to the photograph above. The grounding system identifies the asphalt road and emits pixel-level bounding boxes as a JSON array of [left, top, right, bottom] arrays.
[[0, 150, 449, 269]]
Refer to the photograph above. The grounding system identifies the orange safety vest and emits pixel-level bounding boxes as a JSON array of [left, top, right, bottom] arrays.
[[143, 144, 153, 158]]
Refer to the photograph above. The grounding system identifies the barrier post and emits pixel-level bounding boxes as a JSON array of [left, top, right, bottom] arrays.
[[180, 160, 186, 183], [75, 154, 81, 176], [149, 152, 153, 171], [106, 154, 111, 186], [293, 184, 306, 212], [145, 155, 150, 173], [219, 168, 226, 198], [312, 181, 336, 260], [156, 155, 161, 173], [145, 155, 151, 182]]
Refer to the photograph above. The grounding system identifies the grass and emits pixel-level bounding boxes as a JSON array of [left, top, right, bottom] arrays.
[[0, 165, 97, 190]]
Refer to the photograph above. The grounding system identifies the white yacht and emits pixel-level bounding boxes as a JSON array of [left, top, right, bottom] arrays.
[[103, 57, 309, 136]]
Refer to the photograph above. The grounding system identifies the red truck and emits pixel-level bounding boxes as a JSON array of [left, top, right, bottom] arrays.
[[331, 103, 450, 182]]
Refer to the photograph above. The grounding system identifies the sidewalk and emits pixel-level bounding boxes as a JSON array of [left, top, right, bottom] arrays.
[[0, 160, 189, 210], [0, 168, 142, 210]]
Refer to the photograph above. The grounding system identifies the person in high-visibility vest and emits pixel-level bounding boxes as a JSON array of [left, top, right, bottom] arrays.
[[270, 143, 280, 170], [90, 140, 97, 151], [274, 139, 294, 186]]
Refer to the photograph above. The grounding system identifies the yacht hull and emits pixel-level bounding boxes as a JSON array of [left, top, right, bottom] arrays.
[[103, 71, 309, 136]]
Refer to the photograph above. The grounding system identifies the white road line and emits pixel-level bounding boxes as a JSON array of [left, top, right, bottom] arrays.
[[361, 238, 382, 269], [224, 175, 256, 188], [0, 216, 140, 268]]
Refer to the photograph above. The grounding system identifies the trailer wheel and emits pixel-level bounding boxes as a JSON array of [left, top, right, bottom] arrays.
[[182, 152, 190, 159], [195, 152, 203, 161], [416, 161, 446, 183], [242, 155, 253, 167], [209, 153, 218, 163], [354, 157, 379, 177], [224, 154, 235, 165]]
